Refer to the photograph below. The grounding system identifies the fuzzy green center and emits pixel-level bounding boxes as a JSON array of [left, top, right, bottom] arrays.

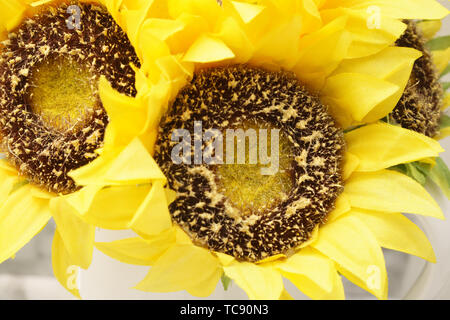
[[28, 56, 98, 132], [216, 122, 294, 216]]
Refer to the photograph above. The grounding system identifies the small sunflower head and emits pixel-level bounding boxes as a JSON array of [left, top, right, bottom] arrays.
[[155, 65, 345, 262], [391, 20, 444, 138], [0, 2, 140, 194]]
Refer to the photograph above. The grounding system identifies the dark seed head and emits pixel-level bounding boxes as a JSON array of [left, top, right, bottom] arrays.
[[155, 66, 345, 262], [391, 20, 443, 138], [0, 2, 140, 194]]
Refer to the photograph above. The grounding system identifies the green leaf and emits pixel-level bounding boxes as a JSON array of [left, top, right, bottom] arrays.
[[442, 82, 450, 91], [429, 157, 450, 200], [440, 114, 450, 129], [390, 162, 431, 185], [426, 35, 450, 51], [221, 273, 232, 291], [390, 163, 407, 175]]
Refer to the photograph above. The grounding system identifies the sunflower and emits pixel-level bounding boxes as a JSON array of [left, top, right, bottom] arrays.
[[74, 0, 450, 300], [0, 0, 154, 297], [380, 17, 450, 198]]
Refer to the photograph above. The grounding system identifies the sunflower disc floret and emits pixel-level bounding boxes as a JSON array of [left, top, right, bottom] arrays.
[[155, 66, 345, 262], [392, 20, 444, 137], [0, 2, 139, 194]]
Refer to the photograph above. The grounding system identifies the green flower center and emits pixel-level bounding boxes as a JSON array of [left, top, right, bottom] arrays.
[[28, 56, 99, 132], [216, 121, 294, 217]]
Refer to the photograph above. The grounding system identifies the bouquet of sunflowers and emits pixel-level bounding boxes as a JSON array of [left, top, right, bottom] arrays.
[[0, 0, 449, 300]]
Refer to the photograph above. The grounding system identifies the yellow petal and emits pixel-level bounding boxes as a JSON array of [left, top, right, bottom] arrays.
[[140, 18, 185, 41], [436, 127, 450, 141], [0, 167, 20, 204], [105, 137, 167, 184], [279, 289, 294, 300], [323, 47, 421, 123], [62, 185, 103, 215], [346, 122, 443, 171], [50, 197, 95, 269], [0, 0, 26, 31], [326, 193, 351, 222], [275, 247, 334, 297], [122, 1, 154, 50], [52, 230, 81, 299], [231, 1, 265, 24], [83, 184, 151, 229], [321, 8, 406, 59], [293, 16, 352, 91], [311, 214, 387, 299], [345, 170, 444, 219], [417, 20, 442, 40], [95, 228, 176, 266], [135, 243, 222, 297], [0, 185, 51, 264], [99, 77, 148, 152], [215, 251, 236, 267], [217, 16, 254, 64], [342, 151, 360, 180], [351, 208, 436, 262], [323, 72, 398, 122], [183, 34, 235, 63], [432, 47, 450, 74], [324, 0, 449, 20], [128, 180, 173, 236], [68, 152, 113, 186], [223, 261, 283, 300]]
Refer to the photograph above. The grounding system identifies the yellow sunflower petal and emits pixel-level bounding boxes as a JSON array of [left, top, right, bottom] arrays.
[[345, 170, 444, 219], [343, 152, 360, 180], [105, 137, 167, 184], [432, 47, 450, 74], [293, 16, 352, 91], [0, 0, 27, 31], [83, 184, 151, 229], [52, 229, 81, 299], [99, 77, 148, 152], [346, 122, 443, 171], [135, 243, 222, 297], [324, 0, 449, 20], [323, 47, 421, 124], [62, 185, 103, 215], [128, 180, 173, 236], [217, 15, 254, 64], [140, 18, 185, 42], [326, 193, 351, 222], [95, 228, 176, 266], [223, 261, 283, 300], [50, 197, 95, 269], [311, 214, 387, 299], [417, 20, 442, 40], [68, 153, 113, 186], [183, 34, 235, 63], [323, 72, 398, 123], [275, 247, 334, 298], [231, 1, 265, 24], [351, 208, 436, 262], [436, 127, 450, 141], [0, 167, 19, 203], [321, 8, 406, 59], [0, 185, 51, 264], [443, 92, 450, 111], [121, 1, 154, 50], [279, 289, 294, 300]]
